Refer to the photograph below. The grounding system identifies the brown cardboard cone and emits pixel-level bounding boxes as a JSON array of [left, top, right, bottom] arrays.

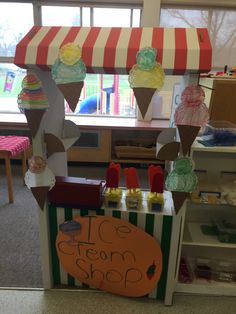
[[31, 186, 49, 210], [172, 191, 189, 214], [44, 133, 65, 157], [57, 81, 84, 112], [25, 109, 46, 138], [156, 142, 180, 161], [133, 87, 156, 119], [177, 125, 200, 156]]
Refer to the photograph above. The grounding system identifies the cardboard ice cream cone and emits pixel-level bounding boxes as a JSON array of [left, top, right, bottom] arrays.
[[57, 81, 84, 112], [171, 191, 189, 214], [177, 125, 200, 156], [25, 109, 46, 138], [156, 142, 180, 161], [133, 87, 156, 119], [44, 133, 65, 157], [31, 186, 49, 210]]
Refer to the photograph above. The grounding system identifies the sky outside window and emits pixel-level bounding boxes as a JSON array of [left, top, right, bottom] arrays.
[[93, 8, 131, 27], [0, 3, 33, 57], [42, 6, 81, 26]]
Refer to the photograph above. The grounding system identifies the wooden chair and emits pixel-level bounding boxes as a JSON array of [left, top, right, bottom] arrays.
[[0, 136, 30, 203]]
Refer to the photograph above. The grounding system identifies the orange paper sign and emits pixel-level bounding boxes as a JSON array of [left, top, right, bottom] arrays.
[[56, 215, 162, 297]]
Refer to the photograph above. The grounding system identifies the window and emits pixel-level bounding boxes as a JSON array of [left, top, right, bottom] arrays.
[[93, 8, 131, 27], [0, 63, 26, 113], [0, 3, 141, 116], [0, 2, 33, 113], [41, 5, 141, 118], [0, 2, 33, 57], [42, 6, 81, 26], [132, 9, 141, 27], [159, 6, 236, 119], [160, 7, 236, 69]]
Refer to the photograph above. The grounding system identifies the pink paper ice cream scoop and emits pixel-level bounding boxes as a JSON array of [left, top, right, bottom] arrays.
[[174, 85, 209, 127]]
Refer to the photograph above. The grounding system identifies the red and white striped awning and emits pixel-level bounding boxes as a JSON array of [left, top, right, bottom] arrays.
[[14, 26, 212, 75]]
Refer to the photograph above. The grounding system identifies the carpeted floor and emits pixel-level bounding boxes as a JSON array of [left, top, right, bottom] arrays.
[[1, 289, 236, 314], [0, 165, 43, 288], [0, 163, 149, 288]]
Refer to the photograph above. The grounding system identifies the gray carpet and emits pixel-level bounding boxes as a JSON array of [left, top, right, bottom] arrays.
[[0, 163, 149, 288], [0, 164, 43, 288]]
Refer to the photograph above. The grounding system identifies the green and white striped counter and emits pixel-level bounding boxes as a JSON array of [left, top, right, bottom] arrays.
[[48, 191, 183, 304]]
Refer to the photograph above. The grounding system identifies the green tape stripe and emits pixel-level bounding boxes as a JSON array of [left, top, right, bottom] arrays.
[[64, 208, 75, 287], [96, 208, 105, 216], [64, 207, 73, 221], [128, 212, 138, 226], [67, 274, 75, 286], [156, 215, 173, 300], [81, 209, 91, 288], [112, 210, 121, 219], [80, 209, 89, 289], [145, 213, 155, 236], [48, 204, 61, 285], [142, 213, 154, 298], [80, 209, 88, 216]]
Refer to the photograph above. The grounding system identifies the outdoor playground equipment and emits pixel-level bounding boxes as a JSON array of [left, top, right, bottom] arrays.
[[75, 74, 120, 115], [76, 85, 114, 114]]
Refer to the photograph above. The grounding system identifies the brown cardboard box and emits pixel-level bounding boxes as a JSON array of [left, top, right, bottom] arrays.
[[199, 78, 236, 124]]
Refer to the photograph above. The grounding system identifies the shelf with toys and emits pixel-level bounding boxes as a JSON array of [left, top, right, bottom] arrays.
[[176, 140, 236, 297], [176, 273, 236, 296], [183, 220, 236, 248]]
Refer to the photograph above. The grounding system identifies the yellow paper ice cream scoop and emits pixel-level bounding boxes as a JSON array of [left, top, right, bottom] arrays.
[[59, 43, 82, 65], [128, 47, 165, 119], [129, 63, 164, 89], [52, 42, 86, 112]]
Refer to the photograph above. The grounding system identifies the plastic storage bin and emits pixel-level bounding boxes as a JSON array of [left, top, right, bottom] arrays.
[[200, 121, 236, 146], [214, 219, 236, 244], [192, 257, 236, 282]]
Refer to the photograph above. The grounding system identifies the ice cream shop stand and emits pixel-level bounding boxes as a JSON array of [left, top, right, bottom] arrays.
[[14, 26, 212, 305]]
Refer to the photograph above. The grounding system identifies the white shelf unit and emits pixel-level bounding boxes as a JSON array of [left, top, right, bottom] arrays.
[[175, 141, 236, 296], [176, 279, 236, 296], [183, 221, 236, 248]]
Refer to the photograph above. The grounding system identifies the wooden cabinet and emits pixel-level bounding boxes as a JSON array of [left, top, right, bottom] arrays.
[[67, 129, 112, 163], [199, 78, 236, 124], [67, 128, 163, 164], [175, 142, 236, 296], [66, 117, 169, 164]]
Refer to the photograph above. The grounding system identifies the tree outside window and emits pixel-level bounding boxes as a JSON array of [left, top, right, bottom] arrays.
[[0, 3, 33, 113], [160, 7, 236, 68]]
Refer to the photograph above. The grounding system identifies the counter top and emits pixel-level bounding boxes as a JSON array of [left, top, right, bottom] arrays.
[[0, 113, 170, 131]]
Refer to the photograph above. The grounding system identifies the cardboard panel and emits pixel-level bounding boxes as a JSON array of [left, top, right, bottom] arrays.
[[25, 109, 46, 138], [57, 82, 84, 112], [156, 142, 180, 161], [177, 125, 200, 156], [171, 191, 189, 213], [44, 133, 65, 157], [31, 186, 49, 210]]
